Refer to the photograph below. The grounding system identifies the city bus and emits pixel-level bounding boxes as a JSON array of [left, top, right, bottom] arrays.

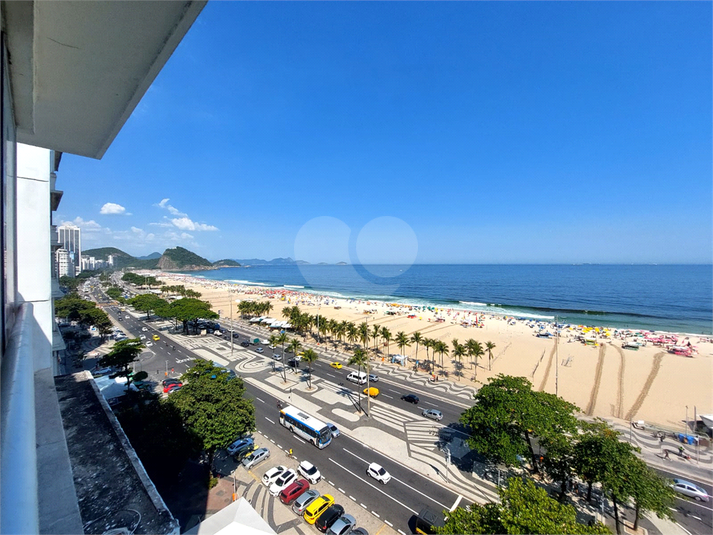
[[279, 405, 332, 449]]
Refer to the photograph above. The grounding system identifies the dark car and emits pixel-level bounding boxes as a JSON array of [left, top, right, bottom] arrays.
[[315, 504, 345, 533], [287, 358, 300, 368], [279, 479, 310, 505], [240, 341, 250, 347], [401, 394, 420, 404], [232, 332, 240, 338]]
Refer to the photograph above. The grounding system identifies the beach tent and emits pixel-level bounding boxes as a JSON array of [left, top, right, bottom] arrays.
[[391, 354, 408, 365], [185, 497, 276, 535]]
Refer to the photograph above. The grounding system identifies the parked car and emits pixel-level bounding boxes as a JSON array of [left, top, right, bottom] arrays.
[[401, 394, 420, 404], [298, 460, 322, 484], [351, 528, 369, 535], [233, 442, 257, 460], [303, 494, 334, 524], [422, 409, 443, 421], [269, 468, 298, 496], [327, 423, 340, 438], [368, 374, 379, 383], [227, 437, 254, 456], [367, 463, 391, 484], [256, 347, 264, 353], [262, 465, 288, 487], [327, 514, 356, 535], [279, 479, 310, 504], [363, 387, 379, 398], [292, 489, 320, 515], [672, 479, 710, 502], [167, 385, 182, 394], [329, 362, 342, 369], [242, 447, 270, 469], [272, 353, 282, 360], [315, 504, 345, 533], [287, 358, 300, 368], [163, 381, 183, 393]]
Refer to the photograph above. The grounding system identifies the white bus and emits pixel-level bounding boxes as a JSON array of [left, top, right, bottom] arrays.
[[279, 405, 332, 449]]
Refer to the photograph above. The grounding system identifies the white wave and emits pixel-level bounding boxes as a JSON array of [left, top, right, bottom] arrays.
[[460, 301, 486, 306], [284, 285, 305, 289]]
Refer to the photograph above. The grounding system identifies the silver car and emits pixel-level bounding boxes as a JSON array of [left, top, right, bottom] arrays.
[[242, 447, 270, 469], [422, 409, 443, 421], [328, 514, 356, 535], [672, 479, 710, 502], [292, 489, 320, 515]]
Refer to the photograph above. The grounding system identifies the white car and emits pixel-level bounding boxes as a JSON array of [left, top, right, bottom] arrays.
[[256, 347, 264, 353], [141, 327, 148, 332], [262, 465, 287, 487], [298, 460, 322, 484], [268, 468, 297, 496], [139, 335, 146, 340], [672, 479, 710, 502], [145, 342, 153, 347], [367, 462, 391, 484]]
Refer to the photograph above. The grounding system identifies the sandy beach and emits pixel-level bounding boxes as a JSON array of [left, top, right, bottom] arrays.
[[154, 272, 713, 431]]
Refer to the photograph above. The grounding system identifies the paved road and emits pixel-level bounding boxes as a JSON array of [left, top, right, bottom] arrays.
[[96, 287, 710, 534]]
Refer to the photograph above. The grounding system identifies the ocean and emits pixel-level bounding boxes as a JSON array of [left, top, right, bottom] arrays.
[[187, 264, 713, 334]]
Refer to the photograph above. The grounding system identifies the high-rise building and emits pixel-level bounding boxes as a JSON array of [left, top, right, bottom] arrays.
[[55, 248, 72, 278], [57, 224, 81, 275]]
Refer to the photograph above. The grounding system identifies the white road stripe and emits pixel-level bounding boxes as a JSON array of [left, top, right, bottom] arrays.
[[372, 512, 379, 517], [423, 400, 438, 406], [450, 495, 463, 512], [385, 521, 393, 527], [255, 397, 265, 403], [361, 503, 367, 509], [339, 488, 345, 493], [382, 394, 393, 399], [398, 530, 406, 535], [293, 436, 306, 444], [349, 496, 356, 501], [265, 417, 275, 424], [328, 458, 417, 515]]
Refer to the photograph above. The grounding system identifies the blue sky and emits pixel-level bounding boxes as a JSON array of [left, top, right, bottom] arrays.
[[56, 1, 712, 264]]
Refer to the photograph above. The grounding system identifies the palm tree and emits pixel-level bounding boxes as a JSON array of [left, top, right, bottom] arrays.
[[348, 348, 368, 413], [395, 331, 410, 359], [421, 338, 432, 370], [358, 322, 369, 350], [434, 340, 447, 370], [371, 324, 381, 354], [347, 323, 358, 347], [410, 332, 423, 366], [467, 339, 484, 382], [282, 306, 295, 320], [453, 342, 466, 381], [486, 341, 496, 371], [302, 348, 318, 389], [381, 327, 392, 359]]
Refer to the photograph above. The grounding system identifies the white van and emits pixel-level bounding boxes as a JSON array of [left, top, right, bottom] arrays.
[[346, 371, 367, 385]]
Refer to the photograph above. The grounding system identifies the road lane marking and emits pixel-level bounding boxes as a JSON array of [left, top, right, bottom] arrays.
[[372, 512, 379, 517], [450, 495, 462, 511], [349, 496, 356, 501], [270, 439, 275, 443], [256, 397, 265, 404], [265, 417, 275, 424], [384, 521, 393, 527], [342, 448, 451, 510], [328, 458, 417, 514], [361, 503, 367, 509], [382, 394, 393, 399], [423, 400, 438, 406], [293, 436, 306, 444], [339, 488, 345, 493], [388, 389, 399, 394], [398, 530, 406, 535]]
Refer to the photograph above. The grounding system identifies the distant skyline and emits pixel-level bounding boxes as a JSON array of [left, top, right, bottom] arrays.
[[55, 1, 712, 264]]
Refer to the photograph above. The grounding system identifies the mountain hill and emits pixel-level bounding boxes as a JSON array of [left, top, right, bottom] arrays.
[[213, 259, 241, 268], [157, 246, 212, 271], [137, 252, 162, 260]]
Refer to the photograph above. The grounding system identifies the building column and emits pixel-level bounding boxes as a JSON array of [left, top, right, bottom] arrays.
[[16, 143, 54, 373]]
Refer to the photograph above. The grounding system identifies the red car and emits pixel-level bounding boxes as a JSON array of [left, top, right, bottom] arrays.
[[279, 479, 310, 505], [163, 381, 182, 393]]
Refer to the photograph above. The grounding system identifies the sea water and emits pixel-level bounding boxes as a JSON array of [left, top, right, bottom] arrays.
[[188, 264, 712, 334]]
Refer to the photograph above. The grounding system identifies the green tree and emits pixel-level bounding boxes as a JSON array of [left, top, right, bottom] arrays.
[[452, 342, 466, 380], [106, 286, 123, 300], [466, 339, 484, 381], [59, 275, 81, 293], [381, 327, 392, 358], [130, 294, 168, 320], [460, 374, 580, 470], [99, 338, 144, 385], [439, 478, 610, 535], [302, 348, 319, 389], [285, 337, 301, 382], [169, 360, 255, 469], [628, 457, 676, 530], [348, 348, 368, 413], [168, 298, 218, 334]]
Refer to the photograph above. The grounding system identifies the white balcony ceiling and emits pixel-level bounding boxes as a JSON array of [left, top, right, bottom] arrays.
[[5, 0, 206, 159]]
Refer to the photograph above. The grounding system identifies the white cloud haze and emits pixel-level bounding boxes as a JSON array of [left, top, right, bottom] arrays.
[[99, 202, 129, 215]]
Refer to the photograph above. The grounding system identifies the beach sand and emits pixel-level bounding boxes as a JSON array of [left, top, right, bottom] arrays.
[[156, 273, 713, 430]]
